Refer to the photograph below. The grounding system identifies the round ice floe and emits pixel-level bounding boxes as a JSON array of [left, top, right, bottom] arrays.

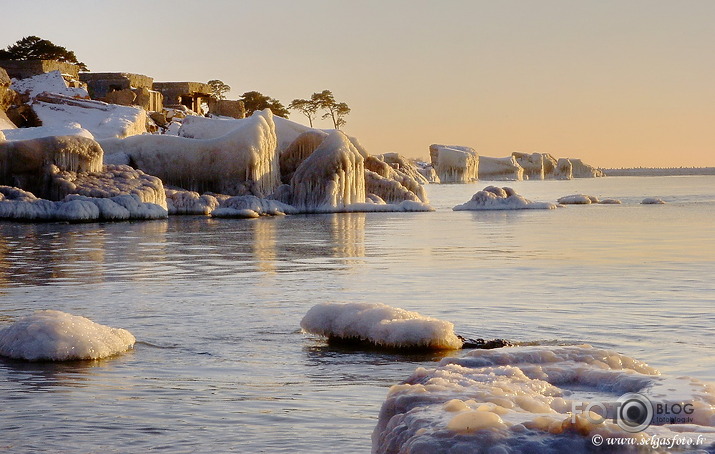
[[454, 186, 556, 211], [642, 197, 666, 204], [301, 302, 463, 350], [0, 310, 135, 361]]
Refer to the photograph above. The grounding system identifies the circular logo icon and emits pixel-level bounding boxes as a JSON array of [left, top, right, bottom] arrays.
[[616, 393, 653, 433]]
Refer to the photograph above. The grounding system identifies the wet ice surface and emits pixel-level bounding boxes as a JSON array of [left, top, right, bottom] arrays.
[[0, 176, 713, 453]]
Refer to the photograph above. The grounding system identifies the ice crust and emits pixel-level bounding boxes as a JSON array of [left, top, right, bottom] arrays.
[[373, 345, 715, 453], [300, 302, 463, 350], [0, 310, 135, 361], [454, 186, 557, 211]]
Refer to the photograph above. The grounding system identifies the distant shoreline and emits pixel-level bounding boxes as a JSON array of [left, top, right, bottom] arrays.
[[601, 167, 715, 176]]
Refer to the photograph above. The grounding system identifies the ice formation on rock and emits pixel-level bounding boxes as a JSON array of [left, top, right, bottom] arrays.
[[377, 153, 430, 185], [429, 145, 479, 183], [32, 93, 146, 139], [101, 109, 280, 197], [571, 158, 605, 178], [10, 70, 89, 100], [279, 130, 329, 184], [454, 186, 557, 210], [512, 152, 544, 180], [555, 158, 573, 180], [0, 310, 135, 361], [0, 135, 103, 197], [373, 345, 715, 454], [289, 130, 366, 212], [600, 198, 622, 204], [51, 164, 167, 209], [542, 153, 558, 178], [364, 156, 428, 204], [414, 160, 440, 183], [642, 197, 666, 205], [165, 188, 225, 215], [0, 186, 167, 222], [212, 195, 296, 218], [301, 302, 463, 350], [478, 156, 524, 181], [557, 194, 600, 204]]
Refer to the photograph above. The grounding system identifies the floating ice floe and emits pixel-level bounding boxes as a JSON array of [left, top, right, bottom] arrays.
[[557, 194, 600, 204], [642, 197, 666, 205], [301, 302, 463, 350], [454, 186, 557, 211], [373, 345, 715, 453], [0, 310, 135, 361]]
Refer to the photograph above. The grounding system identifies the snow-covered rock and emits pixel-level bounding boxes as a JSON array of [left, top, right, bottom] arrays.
[[429, 144, 479, 183], [642, 197, 666, 204], [165, 188, 224, 215], [1, 123, 94, 141], [479, 156, 524, 181], [364, 156, 428, 204], [301, 302, 463, 350], [101, 109, 280, 197], [377, 153, 430, 185], [279, 130, 329, 183], [555, 157, 573, 180], [10, 70, 89, 100], [0, 310, 135, 361], [289, 130, 366, 212], [454, 186, 557, 210], [373, 345, 715, 453], [32, 93, 146, 139]]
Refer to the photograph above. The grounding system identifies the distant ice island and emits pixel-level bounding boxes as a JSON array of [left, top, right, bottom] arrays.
[[1, 60, 613, 223]]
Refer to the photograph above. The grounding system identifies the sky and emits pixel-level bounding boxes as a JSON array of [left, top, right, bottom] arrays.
[[2, 0, 714, 167]]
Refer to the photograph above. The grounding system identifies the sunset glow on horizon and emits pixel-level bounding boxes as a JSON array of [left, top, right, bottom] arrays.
[[3, 0, 713, 168]]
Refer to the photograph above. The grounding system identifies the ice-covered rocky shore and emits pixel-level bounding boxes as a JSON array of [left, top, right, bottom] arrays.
[[0, 70, 432, 221]]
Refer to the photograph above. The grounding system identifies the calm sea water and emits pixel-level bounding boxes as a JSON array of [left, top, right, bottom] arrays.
[[0, 176, 713, 453]]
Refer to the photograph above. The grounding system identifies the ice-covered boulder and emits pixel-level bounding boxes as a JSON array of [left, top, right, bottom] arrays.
[[166, 188, 225, 215], [32, 93, 146, 139], [542, 153, 558, 178], [478, 156, 524, 181], [212, 194, 296, 218], [288, 130, 366, 212], [0, 135, 103, 197], [279, 130, 329, 184], [377, 153, 430, 185], [373, 345, 715, 453], [429, 144, 479, 183], [571, 158, 605, 178], [512, 152, 544, 180], [642, 197, 666, 204], [101, 109, 280, 197], [301, 302, 463, 350], [414, 160, 440, 183], [50, 164, 167, 210], [0, 310, 135, 361], [454, 186, 557, 210]]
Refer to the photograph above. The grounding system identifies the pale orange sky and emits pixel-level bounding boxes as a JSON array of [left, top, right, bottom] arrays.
[[3, 0, 714, 167]]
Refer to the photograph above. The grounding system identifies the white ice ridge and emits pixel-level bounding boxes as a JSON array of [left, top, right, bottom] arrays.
[[373, 345, 715, 454], [300, 302, 463, 350], [0, 310, 135, 361], [453, 186, 557, 211]]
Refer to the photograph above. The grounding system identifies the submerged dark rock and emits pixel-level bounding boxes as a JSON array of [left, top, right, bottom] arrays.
[[458, 335, 513, 349]]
